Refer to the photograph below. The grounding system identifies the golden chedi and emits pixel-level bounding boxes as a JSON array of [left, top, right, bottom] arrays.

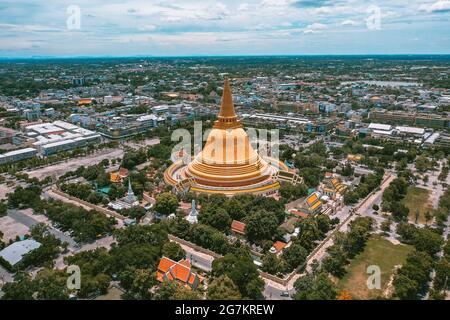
[[164, 79, 288, 196]]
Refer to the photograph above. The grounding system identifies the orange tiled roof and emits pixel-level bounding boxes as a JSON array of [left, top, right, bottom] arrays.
[[156, 271, 164, 282], [272, 241, 287, 253], [158, 257, 175, 273], [110, 172, 121, 183], [179, 259, 191, 268], [310, 201, 322, 211], [188, 274, 196, 285], [157, 257, 200, 288], [170, 263, 191, 283], [231, 220, 246, 235], [306, 193, 318, 205]]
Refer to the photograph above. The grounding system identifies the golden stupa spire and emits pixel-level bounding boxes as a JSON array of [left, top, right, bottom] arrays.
[[214, 78, 241, 129]]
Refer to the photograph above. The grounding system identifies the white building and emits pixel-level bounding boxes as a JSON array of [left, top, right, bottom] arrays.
[[25, 121, 101, 156], [0, 147, 38, 165], [0, 239, 41, 266]]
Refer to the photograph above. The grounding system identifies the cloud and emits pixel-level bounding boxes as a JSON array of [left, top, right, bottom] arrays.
[[1, 0, 450, 56], [291, 0, 332, 8], [341, 19, 358, 26], [419, 1, 450, 13], [140, 24, 156, 31], [303, 22, 327, 33]]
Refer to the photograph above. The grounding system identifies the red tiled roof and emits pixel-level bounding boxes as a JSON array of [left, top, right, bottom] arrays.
[[290, 209, 309, 218], [118, 167, 129, 178], [231, 220, 246, 235]]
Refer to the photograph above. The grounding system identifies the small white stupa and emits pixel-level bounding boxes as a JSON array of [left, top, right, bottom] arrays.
[[186, 199, 198, 224]]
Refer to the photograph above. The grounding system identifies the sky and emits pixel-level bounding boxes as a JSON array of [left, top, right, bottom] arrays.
[[0, 0, 449, 57]]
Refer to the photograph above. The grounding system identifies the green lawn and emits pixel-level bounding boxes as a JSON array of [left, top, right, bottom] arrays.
[[402, 186, 432, 224], [337, 236, 413, 300]]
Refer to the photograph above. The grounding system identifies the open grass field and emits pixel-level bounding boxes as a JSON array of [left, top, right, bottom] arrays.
[[403, 186, 433, 224], [337, 235, 414, 300]]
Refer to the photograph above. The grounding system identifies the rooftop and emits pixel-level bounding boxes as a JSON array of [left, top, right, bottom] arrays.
[[0, 239, 41, 266]]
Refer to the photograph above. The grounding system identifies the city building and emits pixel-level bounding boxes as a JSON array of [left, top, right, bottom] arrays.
[[97, 114, 164, 139], [0, 239, 41, 267], [25, 121, 101, 156], [0, 147, 38, 165], [369, 109, 448, 129], [297, 192, 323, 215]]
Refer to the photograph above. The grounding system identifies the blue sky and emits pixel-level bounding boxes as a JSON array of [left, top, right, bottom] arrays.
[[0, 0, 449, 57]]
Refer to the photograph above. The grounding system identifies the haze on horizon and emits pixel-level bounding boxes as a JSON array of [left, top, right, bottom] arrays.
[[0, 0, 449, 58]]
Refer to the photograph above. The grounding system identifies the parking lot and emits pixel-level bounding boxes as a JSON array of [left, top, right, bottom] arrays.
[[26, 148, 124, 180], [0, 215, 29, 242]]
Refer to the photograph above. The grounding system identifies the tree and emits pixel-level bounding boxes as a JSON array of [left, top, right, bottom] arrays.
[[296, 217, 322, 252], [244, 210, 278, 243], [154, 192, 178, 216], [155, 281, 201, 300], [0, 202, 7, 217], [424, 211, 432, 225], [199, 207, 232, 232], [34, 269, 68, 300], [162, 242, 185, 262], [212, 249, 264, 299], [207, 275, 242, 300], [393, 274, 419, 300], [122, 269, 155, 300], [154, 281, 178, 300], [293, 273, 337, 300], [173, 284, 202, 300], [390, 202, 409, 222], [372, 204, 379, 211], [261, 253, 281, 275], [279, 183, 307, 201], [380, 219, 391, 233], [281, 243, 308, 271], [1, 272, 35, 300], [341, 162, 354, 177], [393, 250, 433, 299], [433, 257, 450, 292], [412, 228, 443, 256], [122, 206, 146, 221], [321, 245, 348, 278]]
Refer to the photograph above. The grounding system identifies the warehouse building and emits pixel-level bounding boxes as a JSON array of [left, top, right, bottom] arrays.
[[0, 147, 38, 165]]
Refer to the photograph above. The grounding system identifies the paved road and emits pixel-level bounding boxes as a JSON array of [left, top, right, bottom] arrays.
[[7, 209, 77, 248], [264, 283, 294, 300], [25, 148, 124, 180]]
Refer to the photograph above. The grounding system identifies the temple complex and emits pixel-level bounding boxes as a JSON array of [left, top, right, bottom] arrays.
[[164, 79, 295, 196]]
